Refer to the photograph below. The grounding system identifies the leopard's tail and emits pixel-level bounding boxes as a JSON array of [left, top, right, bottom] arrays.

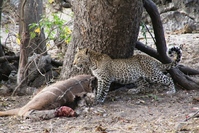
[[161, 46, 182, 70], [167, 46, 182, 69], [0, 108, 20, 117]]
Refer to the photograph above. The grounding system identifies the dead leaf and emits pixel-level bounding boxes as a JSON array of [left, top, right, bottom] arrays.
[[95, 124, 107, 133]]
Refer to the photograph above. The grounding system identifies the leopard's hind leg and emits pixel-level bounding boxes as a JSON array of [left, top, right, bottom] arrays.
[[148, 71, 176, 94]]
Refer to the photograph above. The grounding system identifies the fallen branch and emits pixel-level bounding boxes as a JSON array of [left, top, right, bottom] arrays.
[[0, 55, 19, 63], [185, 109, 199, 121]]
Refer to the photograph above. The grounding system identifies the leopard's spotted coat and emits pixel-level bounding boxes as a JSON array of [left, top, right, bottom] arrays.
[[73, 47, 182, 103]]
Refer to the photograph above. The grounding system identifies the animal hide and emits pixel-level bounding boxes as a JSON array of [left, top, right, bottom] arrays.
[[0, 75, 96, 118]]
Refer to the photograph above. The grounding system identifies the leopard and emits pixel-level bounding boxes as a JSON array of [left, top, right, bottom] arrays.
[[73, 47, 182, 103]]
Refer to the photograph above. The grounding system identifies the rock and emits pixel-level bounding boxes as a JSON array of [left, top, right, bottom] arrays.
[[161, 11, 196, 32], [143, 0, 199, 32], [0, 84, 12, 95], [2, 0, 20, 25], [27, 54, 58, 87]]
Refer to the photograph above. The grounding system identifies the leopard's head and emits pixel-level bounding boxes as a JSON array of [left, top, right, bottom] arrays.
[[73, 48, 90, 69]]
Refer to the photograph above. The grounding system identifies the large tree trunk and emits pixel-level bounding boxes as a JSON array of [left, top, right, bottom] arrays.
[[61, 0, 199, 91], [17, 0, 46, 85], [61, 0, 143, 79]]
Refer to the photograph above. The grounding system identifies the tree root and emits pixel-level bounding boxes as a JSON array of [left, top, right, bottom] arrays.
[[141, 0, 199, 90], [135, 41, 199, 76]]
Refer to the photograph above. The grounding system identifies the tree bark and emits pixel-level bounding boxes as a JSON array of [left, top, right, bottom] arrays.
[[61, 0, 143, 79], [60, 0, 199, 90], [17, 0, 46, 85]]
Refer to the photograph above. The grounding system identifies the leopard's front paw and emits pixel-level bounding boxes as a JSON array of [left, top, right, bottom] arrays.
[[95, 95, 106, 104], [166, 88, 176, 94]]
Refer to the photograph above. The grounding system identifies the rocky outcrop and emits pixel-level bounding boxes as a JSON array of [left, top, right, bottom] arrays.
[[1, 0, 19, 24], [144, 0, 199, 33]]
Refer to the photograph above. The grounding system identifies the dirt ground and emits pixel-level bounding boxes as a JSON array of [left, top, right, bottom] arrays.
[[0, 33, 199, 133]]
